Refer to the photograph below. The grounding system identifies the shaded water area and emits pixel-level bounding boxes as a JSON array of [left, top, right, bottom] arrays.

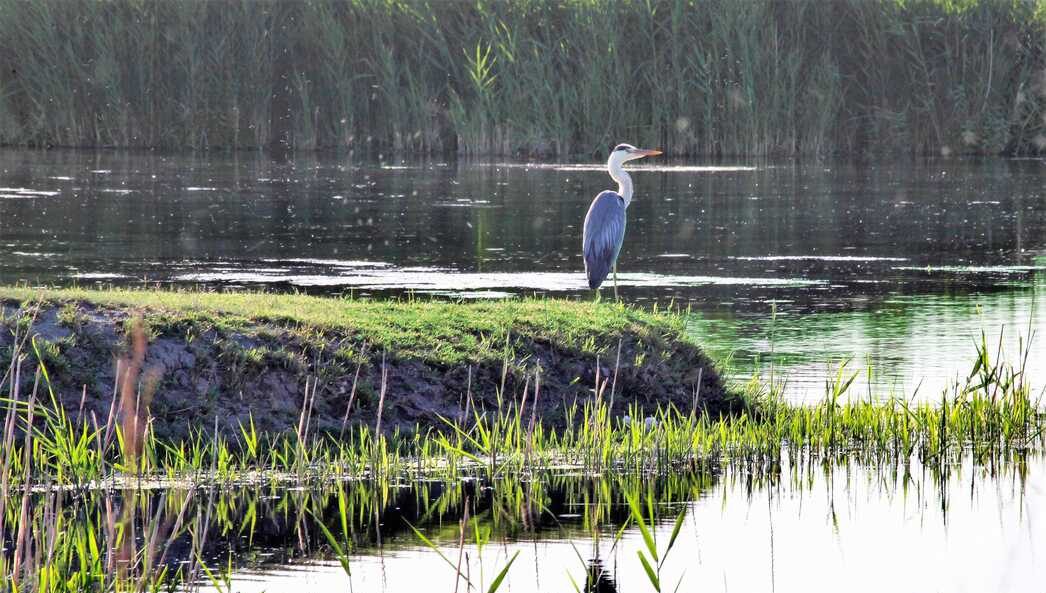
[[1, 149, 1045, 400]]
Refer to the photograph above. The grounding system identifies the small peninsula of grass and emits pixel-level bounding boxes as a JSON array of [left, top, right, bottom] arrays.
[[0, 286, 692, 366], [0, 286, 730, 440]]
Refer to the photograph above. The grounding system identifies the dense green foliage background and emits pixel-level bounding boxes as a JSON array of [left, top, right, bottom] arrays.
[[1, 0, 1044, 157]]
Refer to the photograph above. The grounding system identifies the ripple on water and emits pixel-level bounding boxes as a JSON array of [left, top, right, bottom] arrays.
[[260, 258, 392, 268], [493, 163, 760, 173], [893, 264, 1046, 273], [0, 187, 60, 198], [733, 255, 909, 262], [71, 272, 130, 280]]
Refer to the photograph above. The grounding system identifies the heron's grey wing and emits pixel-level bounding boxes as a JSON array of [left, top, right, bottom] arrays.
[[582, 191, 627, 289]]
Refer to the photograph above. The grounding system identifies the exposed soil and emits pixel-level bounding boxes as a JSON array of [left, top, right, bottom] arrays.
[[1, 300, 734, 441]]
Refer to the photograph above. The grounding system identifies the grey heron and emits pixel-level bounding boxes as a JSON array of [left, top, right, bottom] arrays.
[[582, 143, 662, 297]]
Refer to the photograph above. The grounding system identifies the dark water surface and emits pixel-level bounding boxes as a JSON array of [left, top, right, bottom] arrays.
[[1, 149, 1044, 400]]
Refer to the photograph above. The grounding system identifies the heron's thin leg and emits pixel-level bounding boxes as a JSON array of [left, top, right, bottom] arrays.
[[613, 264, 619, 301]]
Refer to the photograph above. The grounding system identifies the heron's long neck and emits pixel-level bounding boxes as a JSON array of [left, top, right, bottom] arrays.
[[608, 160, 633, 207]]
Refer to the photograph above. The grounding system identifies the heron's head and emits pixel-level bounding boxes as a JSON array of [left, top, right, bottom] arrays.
[[608, 143, 662, 167]]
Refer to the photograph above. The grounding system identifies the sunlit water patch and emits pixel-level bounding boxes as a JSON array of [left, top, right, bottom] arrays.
[[734, 255, 910, 262], [494, 162, 761, 173], [894, 264, 1046, 274], [0, 186, 60, 198], [689, 274, 1046, 403], [260, 258, 393, 268], [71, 272, 130, 280], [174, 265, 824, 292]]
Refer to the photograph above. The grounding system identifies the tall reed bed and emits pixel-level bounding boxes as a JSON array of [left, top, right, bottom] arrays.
[[1, 0, 1044, 156]]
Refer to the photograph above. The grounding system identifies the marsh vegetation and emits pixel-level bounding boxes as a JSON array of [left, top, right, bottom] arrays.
[[1, 0, 1045, 156], [1, 289, 1043, 591]]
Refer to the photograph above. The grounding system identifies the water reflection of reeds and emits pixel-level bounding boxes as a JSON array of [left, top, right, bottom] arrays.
[[3, 451, 1038, 592]]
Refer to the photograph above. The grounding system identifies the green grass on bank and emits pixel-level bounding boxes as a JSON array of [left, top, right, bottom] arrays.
[[0, 286, 690, 366]]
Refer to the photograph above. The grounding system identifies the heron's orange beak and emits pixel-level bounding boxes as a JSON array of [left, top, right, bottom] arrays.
[[635, 148, 662, 157]]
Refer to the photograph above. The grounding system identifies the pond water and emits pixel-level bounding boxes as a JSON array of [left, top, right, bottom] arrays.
[[89, 453, 1038, 593], [1, 149, 1044, 401]]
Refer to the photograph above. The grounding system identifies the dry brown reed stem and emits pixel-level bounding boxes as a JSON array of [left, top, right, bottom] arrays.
[[991, 329, 1005, 403], [12, 381, 37, 588], [12, 487, 30, 585], [141, 493, 168, 575], [153, 491, 194, 570], [339, 356, 366, 438], [102, 359, 121, 452], [187, 490, 218, 587], [42, 491, 59, 573], [114, 492, 137, 583], [499, 334, 510, 407], [23, 370, 38, 480], [375, 353, 388, 435], [518, 375, 531, 425], [0, 355, 23, 549], [104, 497, 116, 573], [1, 310, 34, 541], [296, 376, 311, 445], [525, 365, 541, 468], [77, 384, 87, 421], [118, 314, 154, 468], [453, 496, 471, 593], [692, 367, 703, 417], [594, 355, 600, 400], [297, 376, 319, 447], [464, 365, 473, 421], [304, 376, 319, 443]]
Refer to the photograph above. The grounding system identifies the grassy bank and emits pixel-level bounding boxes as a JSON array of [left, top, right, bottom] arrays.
[[0, 287, 1040, 477], [0, 287, 730, 440], [1, 0, 1044, 157]]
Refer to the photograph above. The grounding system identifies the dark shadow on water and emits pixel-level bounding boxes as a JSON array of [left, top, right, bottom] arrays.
[[584, 556, 618, 593]]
